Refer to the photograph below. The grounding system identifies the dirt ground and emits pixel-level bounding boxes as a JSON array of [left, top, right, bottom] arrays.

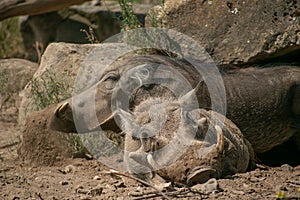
[[1, 108, 300, 200]]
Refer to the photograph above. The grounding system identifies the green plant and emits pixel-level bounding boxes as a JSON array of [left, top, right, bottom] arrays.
[[276, 191, 285, 199], [31, 69, 72, 110], [116, 0, 177, 57], [30, 70, 88, 155], [0, 17, 25, 58], [119, 0, 142, 31], [0, 69, 8, 91]]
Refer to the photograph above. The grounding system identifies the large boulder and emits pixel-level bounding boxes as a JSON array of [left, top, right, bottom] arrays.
[[18, 43, 96, 127], [0, 59, 38, 122], [148, 0, 300, 64]]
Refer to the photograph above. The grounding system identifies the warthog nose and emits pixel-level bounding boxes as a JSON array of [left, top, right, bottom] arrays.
[[77, 101, 85, 107]]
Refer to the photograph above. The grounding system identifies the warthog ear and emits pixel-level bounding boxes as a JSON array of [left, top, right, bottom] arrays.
[[49, 102, 76, 133], [117, 109, 139, 136], [179, 81, 204, 111], [98, 112, 119, 131], [55, 102, 71, 118]]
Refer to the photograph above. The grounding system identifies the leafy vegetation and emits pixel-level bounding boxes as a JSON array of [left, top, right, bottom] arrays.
[[0, 69, 8, 92], [0, 17, 25, 58], [31, 70, 72, 111], [118, 0, 142, 31], [118, 0, 164, 30]]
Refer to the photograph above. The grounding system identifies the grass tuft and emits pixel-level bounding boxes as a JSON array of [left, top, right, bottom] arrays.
[[0, 17, 25, 58], [31, 69, 72, 111]]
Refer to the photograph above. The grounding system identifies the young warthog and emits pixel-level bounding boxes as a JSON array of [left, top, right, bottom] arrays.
[[119, 96, 255, 185]]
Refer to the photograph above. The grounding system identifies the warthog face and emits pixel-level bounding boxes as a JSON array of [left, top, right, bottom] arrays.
[[118, 95, 254, 185], [49, 55, 202, 133]]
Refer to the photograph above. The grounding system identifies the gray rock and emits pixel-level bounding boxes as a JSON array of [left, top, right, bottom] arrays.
[[149, 0, 300, 64], [0, 59, 38, 122], [18, 42, 96, 127]]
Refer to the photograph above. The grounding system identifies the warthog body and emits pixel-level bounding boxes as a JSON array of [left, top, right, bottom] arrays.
[[50, 55, 300, 153], [119, 97, 255, 185]]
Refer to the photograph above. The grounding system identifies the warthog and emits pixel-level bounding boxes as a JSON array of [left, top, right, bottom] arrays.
[[49, 55, 300, 153], [118, 96, 255, 185]]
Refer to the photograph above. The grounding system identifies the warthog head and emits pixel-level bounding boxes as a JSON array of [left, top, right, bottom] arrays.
[[49, 55, 204, 133], [118, 94, 254, 185]]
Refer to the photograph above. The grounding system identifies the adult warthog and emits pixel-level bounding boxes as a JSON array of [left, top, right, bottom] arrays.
[[49, 55, 300, 153]]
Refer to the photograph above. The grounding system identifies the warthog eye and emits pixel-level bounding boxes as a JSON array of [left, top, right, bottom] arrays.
[[104, 72, 119, 90]]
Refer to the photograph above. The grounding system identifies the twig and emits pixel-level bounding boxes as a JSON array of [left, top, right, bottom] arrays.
[[0, 141, 20, 149], [104, 169, 171, 200], [132, 189, 192, 200], [173, 181, 207, 197], [35, 192, 44, 200]]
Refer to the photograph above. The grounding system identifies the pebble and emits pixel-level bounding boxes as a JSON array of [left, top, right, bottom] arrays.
[[155, 182, 172, 191], [58, 165, 75, 174], [93, 175, 101, 180], [280, 164, 294, 172], [80, 196, 91, 200], [192, 178, 219, 194], [275, 185, 288, 191], [60, 181, 69, 185], [105, 184, 117, 191], [89, 186, 103, 196], [231, 190, 245, 195]]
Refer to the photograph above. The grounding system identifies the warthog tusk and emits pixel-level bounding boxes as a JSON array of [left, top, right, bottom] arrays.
[[198, 117, 207, 126], [147, 153, 162, 170], [58, 102, 69, 113], [215, 125, 224, 152], [55, 102, 69, 117]]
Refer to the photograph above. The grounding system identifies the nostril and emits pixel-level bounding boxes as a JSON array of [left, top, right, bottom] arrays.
[[141, 131, 148, 138], [78, 101, 85, 107]]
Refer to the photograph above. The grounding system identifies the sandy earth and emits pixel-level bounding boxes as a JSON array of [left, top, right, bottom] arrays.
[[1, 107, 300, 200]]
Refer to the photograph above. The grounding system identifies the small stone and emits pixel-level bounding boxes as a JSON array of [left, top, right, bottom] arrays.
[[232, 190, 245, 195], [115, 181, 126, 188], [105, 184, 117, 191], [294, 165, 300, 171], [89, 186, 103, 196], [155, 182, 172, 191], [60, 181, 69, 185], [192, 178, 219, 194], [93, 175, 101, 180], [136, 186, 142, 192], [58, 165, 75, 174], [76, 189, 89, 195], [275, 185, 288, 191], [65, 165, 75, 173], [280, 164, 294, 172], [79, 196, 92, 200]]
